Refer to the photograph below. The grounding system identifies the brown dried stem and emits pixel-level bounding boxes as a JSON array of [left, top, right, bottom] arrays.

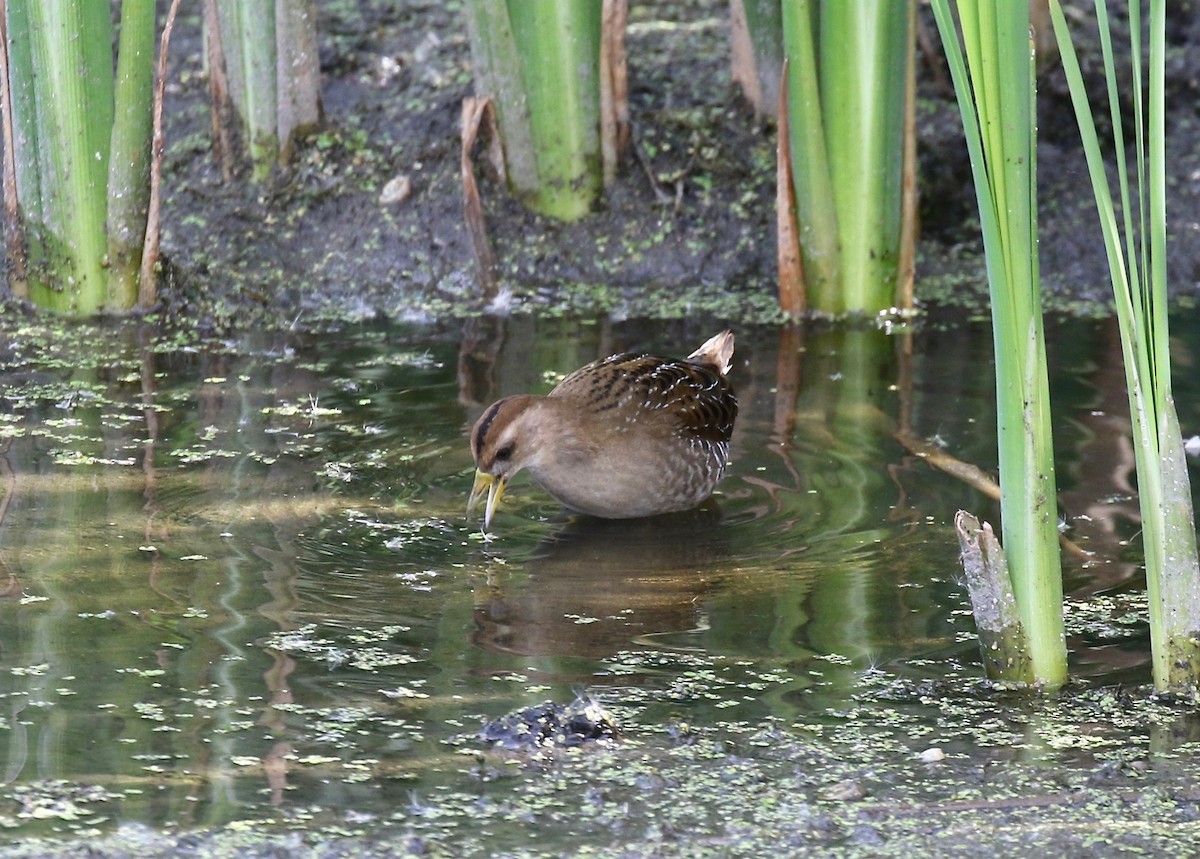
[[895, 0, 918, 310], [775, 59, 806, 317], [461, 96, 499, 298], [203, 0, 235, 182], [0, 2, 26, 294], [140, 0, 183, 307], [599, 0, 629, 188]]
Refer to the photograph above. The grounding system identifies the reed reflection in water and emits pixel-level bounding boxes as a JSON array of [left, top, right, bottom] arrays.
[[0, 313, 1195, 837]]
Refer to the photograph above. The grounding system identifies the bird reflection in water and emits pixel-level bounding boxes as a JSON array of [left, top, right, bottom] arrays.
[[472, 505, 731, 661]]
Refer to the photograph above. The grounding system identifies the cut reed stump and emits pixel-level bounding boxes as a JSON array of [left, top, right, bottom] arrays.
[[954, 510, 1033, 684]]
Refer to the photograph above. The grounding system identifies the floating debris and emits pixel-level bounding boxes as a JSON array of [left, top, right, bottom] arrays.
[[478, 696, 620, 750]]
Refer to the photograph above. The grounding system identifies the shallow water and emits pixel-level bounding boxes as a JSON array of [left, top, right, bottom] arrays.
[[1, 312, 1199, 851]]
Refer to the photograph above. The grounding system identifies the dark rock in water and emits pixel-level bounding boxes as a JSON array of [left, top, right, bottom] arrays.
[[479, 696, 620, 750]]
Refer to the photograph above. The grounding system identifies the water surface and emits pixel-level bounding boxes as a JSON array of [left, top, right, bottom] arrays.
[[1, 313, 1197, 852]]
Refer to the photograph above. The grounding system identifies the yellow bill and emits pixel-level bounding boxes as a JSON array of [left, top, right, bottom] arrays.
[[467, 469, 507, 530]]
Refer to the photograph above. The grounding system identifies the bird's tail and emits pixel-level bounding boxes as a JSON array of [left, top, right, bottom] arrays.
[[687, 330, 735, 376]]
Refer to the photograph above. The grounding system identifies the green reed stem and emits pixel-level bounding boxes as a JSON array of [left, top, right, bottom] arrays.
[[1050, 0, 1200, 691], [780, 0, 912, 314], [780, 0, 839, 294], [2, 0, 163, 313], [107, 0, 157, 308], [931, 0, 1066, 687], [209, 0, 318, 181], [466, 1, 603, 222], [16, 0, 114, 314], [216, 0, 278, 180]]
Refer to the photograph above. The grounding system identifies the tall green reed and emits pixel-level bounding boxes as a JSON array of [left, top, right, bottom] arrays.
[[1, 0, 158, 313], [1050, 0, 1200, 692], [466, 1, 621, 222], [778, 0, 914, 315], [931, 0, 1067, 686], [208, 0, 320, 181]]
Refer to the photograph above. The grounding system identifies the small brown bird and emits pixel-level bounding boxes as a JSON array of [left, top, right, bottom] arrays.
[[468, 331, 737, 529]]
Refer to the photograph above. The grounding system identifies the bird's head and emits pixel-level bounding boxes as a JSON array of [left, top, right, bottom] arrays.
[[467, 395, 542, 529]]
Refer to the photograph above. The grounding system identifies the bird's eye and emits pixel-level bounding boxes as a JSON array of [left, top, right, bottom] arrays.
[[494, 444, 514, 463]]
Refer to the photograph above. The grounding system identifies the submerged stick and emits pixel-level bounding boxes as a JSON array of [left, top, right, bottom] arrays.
[[954, 510, 1033, 683], [895, 427, 1091, 561]]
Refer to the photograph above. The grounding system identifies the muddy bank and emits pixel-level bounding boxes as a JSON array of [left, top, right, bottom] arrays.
[[144, 1, 1200, 330]]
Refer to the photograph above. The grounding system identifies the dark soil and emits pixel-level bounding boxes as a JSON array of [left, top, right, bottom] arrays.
[[149, 0, 1200, 331]]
